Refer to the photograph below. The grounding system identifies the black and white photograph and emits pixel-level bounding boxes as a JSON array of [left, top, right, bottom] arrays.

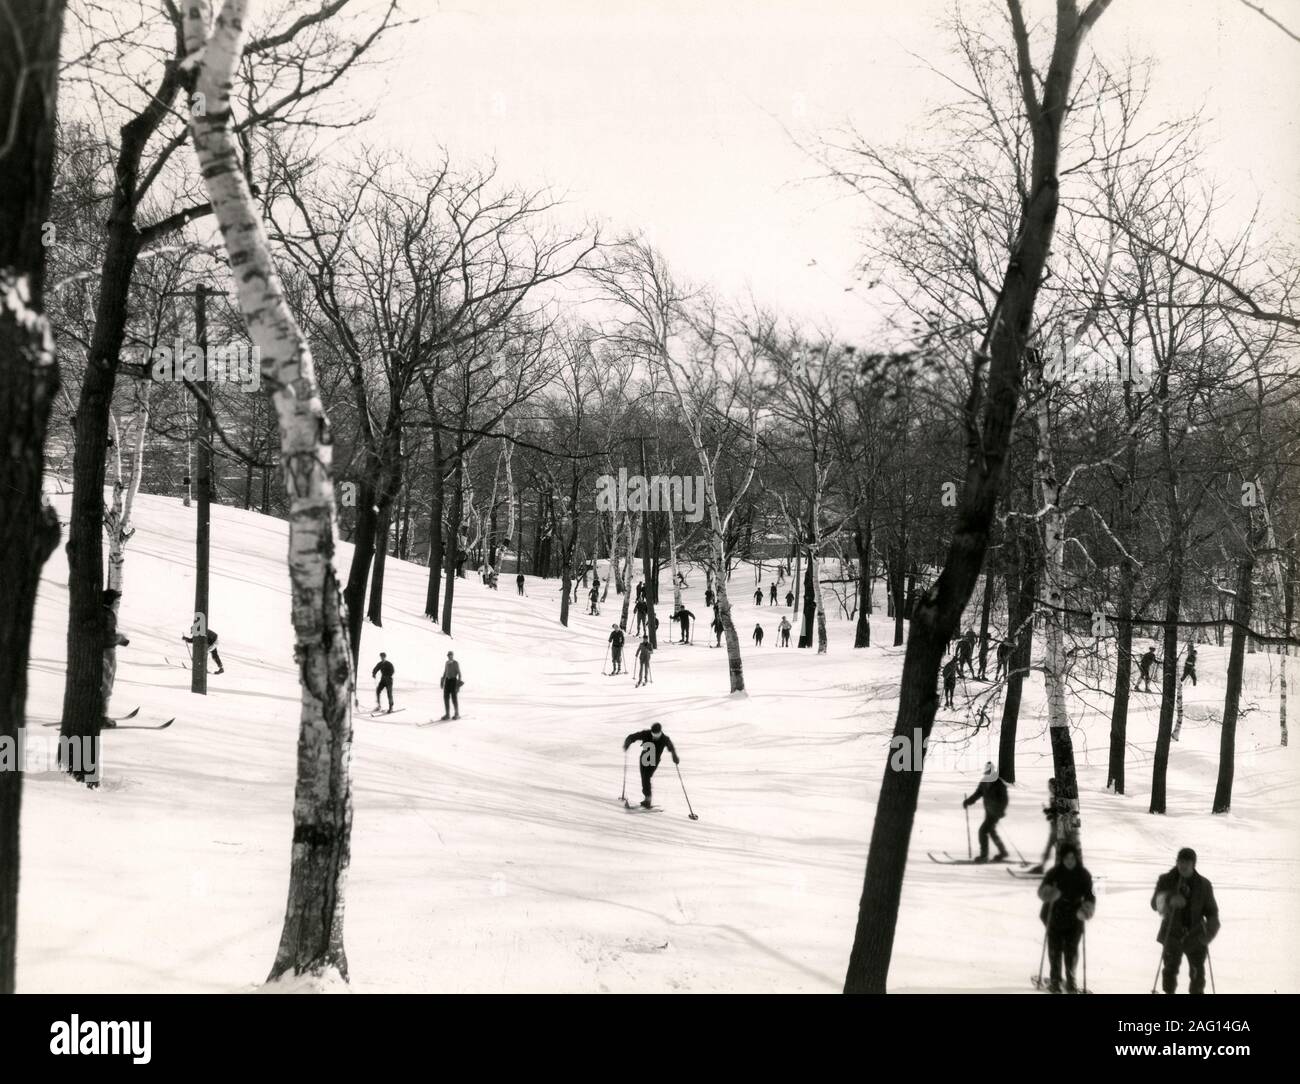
[[0, 0, 1296, 1058]]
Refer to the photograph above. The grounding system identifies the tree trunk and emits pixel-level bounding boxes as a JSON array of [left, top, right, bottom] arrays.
[[424, 434, 444, 619], [977, 572, 993, 677], [345, 481, 378, 663], [843, 0, 1107, 992], [1107, 542, 1134, 792], [1213, 554, 1254, 813], [0, 0, 66, 994], [191, 286, 212, 696], [853, 511, 872, 648], [186, 2, 354, 983], [619, 515, 640, 631], [441, 452, 465, 635]]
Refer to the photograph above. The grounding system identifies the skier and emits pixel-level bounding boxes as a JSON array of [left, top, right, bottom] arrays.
[[785, 589, 794, 608], [634, 637, 653, 687], [994, 638, 1012, 681], [516, 572, 525, 596], [608, 624, 625, 674], [957, 628, 977, 677], [961, 761, 1009, 862], [102, 590, 131, 718], [439, 651, 463, 720], [634, 597, 648, 636], [711, 613, 724, 647], [1137, 646, 1159, 692], [1030, 778, 1066, 874], [778, 615, 792, 647], [1182, 642, 1198, 686], [588, 584, 600, 616], [371, 652, 395, 712], [769, 582, 777, 605], [181, 624, 223, 674], [753, 587, 763, 606], [753, 623, 764, 647], [676, 608, 694, 644], [705, 587, 715, 609], [622, 722, 678, 808], [1152, 847, 1220, 994], [941, 655, 958, 708], [635, 581, 645, 602], [1036, 841, 1096, 993]]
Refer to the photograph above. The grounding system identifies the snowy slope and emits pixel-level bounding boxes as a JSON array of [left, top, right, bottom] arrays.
[[16, 491, 1300, 992]]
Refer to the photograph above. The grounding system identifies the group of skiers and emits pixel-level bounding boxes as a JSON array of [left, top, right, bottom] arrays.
[[1134, 643, 1199, 691], [367, 650, 464, 719], [961, 762, 1220, 994]]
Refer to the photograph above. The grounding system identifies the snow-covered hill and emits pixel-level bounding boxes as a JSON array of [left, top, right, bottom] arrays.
[[16, 492, 1300, 992]]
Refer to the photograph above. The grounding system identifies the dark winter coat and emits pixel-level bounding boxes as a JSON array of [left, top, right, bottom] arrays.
[[1151, 869, 1220, 948], [623, 729, 678, 768], [609, 629, 625, 650], [372, 660, 395, 682], [1038, 862, 1095, 930], [104, 609, 129, 649], [963, 778, 1008, 817]]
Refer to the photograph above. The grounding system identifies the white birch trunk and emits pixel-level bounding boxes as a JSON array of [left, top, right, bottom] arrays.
[[666, 501, 682, 614], [184, 0, 354, 985]]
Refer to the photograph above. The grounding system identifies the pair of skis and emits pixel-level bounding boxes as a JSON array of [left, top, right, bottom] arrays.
[[40, 707, 175, 731], [927, 851, 1029, 867]]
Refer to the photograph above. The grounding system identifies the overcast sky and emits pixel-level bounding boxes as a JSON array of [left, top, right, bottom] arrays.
[[343, 0, 1300, 342]]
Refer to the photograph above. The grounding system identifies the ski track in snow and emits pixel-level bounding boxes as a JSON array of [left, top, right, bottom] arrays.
[[16, 491, 1300, 993]]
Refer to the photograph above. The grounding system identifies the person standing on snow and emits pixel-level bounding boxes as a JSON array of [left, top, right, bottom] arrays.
[[371, 652, 395, 712], [1037, 841, 1095, 993], [752, 622, 764, 646], [516, 572, 525, 595], [622, 722, 679, 808], [778, 615, 792, 647], [608, 624, 625, 674], [676, 607, 695, 644], [769, 581, 778, 605], [961, 761, 1009, 862], [1030, 778, 1066, 874], [588, 584, 600, 615], [705, 587, 715, 609], [439, 651, 463, 720], [994, 638, 1012, 681], [1182, 642, 1198, 686], [711, 612, 724, 647], [785, 588, 794, 608], [634, 637, 653, 687], [1152, 847, 1220, 994], [1136, 645, 1159, 691], [957, 628, 977, 677], [634, 596, 648, 636], [181, 622, 223, 674], [941, 655, 958, 708], [753, 586, 763, 606]]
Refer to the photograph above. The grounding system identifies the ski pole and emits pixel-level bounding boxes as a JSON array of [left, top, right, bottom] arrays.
[[621, 747, 629, 805], [1082, 924, 1087, 994], [602, 644, 610, 676], [1207, 945, 1216, 994], [675, 761, 699, 820], [965, 805, 972, 860], [1036, 900, 1054, 989], [1150, 949, 1163, 994], [1004, 832, 1028, 866]]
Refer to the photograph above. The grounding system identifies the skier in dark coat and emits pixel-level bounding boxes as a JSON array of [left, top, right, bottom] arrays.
[[753, 587, 763, 606], [371, 652, 395, 712], [962, 762, 1009, 862], [588, 584, 600, 615], [711, 613, 723, 647], [608, 625, 625, 674], [1137, 646, 1159, 691], [941, 655, 958, 708], [769, 582, 778, 605], [1152, 847, 1220, 994], [634, 637, 653, 687], [676, 608, 694, 644], [994, 639, 1012, 681], [1037, 841, 1096, 993], [439, 651, 463, 720], [785, 589, 794, 608], [634, 597, 648, 636], [181, 624, 223, 674], [1182, 643, 1198, 686], [752, 623, 764, 646], [516, 572, 525, 596], [1030, 777, 1066, 874], [957, 628, 977, 677], [623, 722, 678, 808]]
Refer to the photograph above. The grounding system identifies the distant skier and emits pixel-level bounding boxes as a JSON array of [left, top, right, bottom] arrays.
[[994, 638, 1012, 681], [635, 581, 645, 602], [769, 582, 777, 605], [634, 637, 653, 687], [1152, 847, 1220, 994], [634, 597, 648, 636], [705, 587, 715, 609], [439, 650, 463, 720], [941, 655, 958, 708], [181, 624, 223, 674], [1030, 778, 1066, 874], [1037, 842, 1096, 993], [608, 624, 625, 674], [676, 608, 695, 644], [371, 652, 395, 712], [622, 722, 678, 808], [752, 623, 764, 646], [961, 761, 1009, 863], [753, 587, 763, 606], [1137, 646, 1159, 691], [711, 613, 724, 647], [785, 589, 794, 608], [778, 615, 792, 647], [516, 572, 525, 595], [1182, 643, 1198, 686], [588, 584, 600, 616], [102, 590, 131, 714], [957, 628, 977, 677]]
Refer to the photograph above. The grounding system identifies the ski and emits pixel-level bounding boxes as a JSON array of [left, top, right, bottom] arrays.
[[368, 707, 406, 717], [928, 851, 1025, 866], [1008, 867, 1044, 879], [417, 717, 461, 727], [109, 718, 175, 731], [42, 706, 139, 727], [1030, 975, 1090, 993], [622, 803, 663, 813]]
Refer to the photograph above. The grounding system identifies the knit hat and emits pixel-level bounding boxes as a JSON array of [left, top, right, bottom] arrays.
[[981, 761, 998, 783], [1177, 847, 1197, 865]]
